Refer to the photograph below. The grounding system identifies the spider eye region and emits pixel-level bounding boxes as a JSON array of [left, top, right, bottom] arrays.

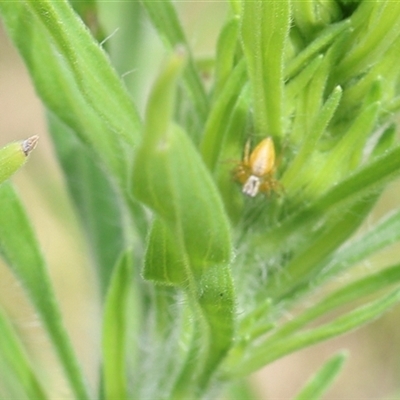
[[234, 136, 281, 198]]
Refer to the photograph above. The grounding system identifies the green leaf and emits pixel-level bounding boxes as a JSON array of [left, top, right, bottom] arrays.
[[102, 250, 133, 400], [200, 59, 247, 171], [68, 0, 106, 42], [372, 124, 397, 158], [0, 0, 141, 186], [264, 195, 376, 301], [132, 51, 232, 276], [48, 113, 133, 296], [144, 217, 187, 285], [141, 0, 208, 125], [288, 50, 334, 147], [241, 0, 290, 136], [229, 0, 241, 16], [283, 85, 343, 191], [285, 20, 351, 80], [254, 143, 400, 249], [98, 1, 146, 96], [213, 17, 240, 99], [134, 121, 232, 275], [226, 379, 261, 400], [292, 1, 342, 39], [306, 100, 381, 197], [0, 307, 48, 400], [335, 1, 400, 83], [133, 51, 235, 396], [214, 84, 251, 220], [284, 54, 324, 117], [133, 285, 186, 399], [294, 353, 347, 400], [0, 183, 90, 400], [326, 209, 400, 278], [171, 265, 235, 398], [261, 263, 400, 346], [228, 288, 400, 377], [288, 206, 400, 302], [339, 40, 400, 117]]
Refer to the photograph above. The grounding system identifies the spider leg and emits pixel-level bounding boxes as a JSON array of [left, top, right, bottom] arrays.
[[234, 164, 250, 185], [259, 175, 285, 196], [243, 139, 251, 166]]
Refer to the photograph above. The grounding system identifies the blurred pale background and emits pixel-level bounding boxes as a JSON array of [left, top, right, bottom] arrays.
[[1, 2, 400, 399]]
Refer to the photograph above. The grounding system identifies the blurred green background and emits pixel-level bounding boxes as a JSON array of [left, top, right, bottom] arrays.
[[1, 2, 400, 398]]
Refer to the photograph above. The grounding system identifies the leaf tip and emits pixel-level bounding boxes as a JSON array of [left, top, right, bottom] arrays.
[[22, 135, 39, 156]]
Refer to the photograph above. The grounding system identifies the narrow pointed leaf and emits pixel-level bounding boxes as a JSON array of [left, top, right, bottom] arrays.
[[285, 20, 350, 79], [265, 196, 376, 300], [0, 307, 48, 400], [294, 353, 347, 400], [200, 60, 247, 171], [213, 17, 240, 99], [326, 209, 400, 278], [255, 144, 400, 248], [229, 289, 400, 377], [241, 0, 290, 136], [261, 263, 400, 345], [0, 183, 90, 400], [102, 251, 133, 400]]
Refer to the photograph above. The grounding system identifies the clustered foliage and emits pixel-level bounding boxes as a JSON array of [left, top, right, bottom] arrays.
[[1, 1, 400, 399]]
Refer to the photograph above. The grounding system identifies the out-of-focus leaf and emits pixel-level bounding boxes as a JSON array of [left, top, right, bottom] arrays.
[[0, 307, 48, 400], [140, 0, 208, 126], [68, 0, 106, 42], [259, 263, 400, 345], [293, 353, 347, 400], [98, 1, 146, 97], [227, 288, 400, 378], [326, 209, 400, 278], [102, 250, 133, 400], [226, 379, 261, 400], [213, 17, 240, 99], [0, 0, 141, 187], [0, 183, 90, 400], [48, 114, 132, 296]]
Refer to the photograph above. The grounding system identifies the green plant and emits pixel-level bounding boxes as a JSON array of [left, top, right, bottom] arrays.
[[1, 1, 400, 399]]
